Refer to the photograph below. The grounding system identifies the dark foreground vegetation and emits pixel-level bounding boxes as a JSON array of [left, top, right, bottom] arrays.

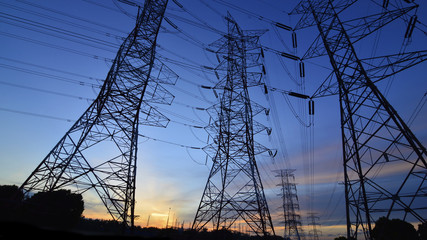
[[0, 185, 280, 239], [1, 220, 282, 240], [1, 185, 426, 240], [333, 216, 427, 240]]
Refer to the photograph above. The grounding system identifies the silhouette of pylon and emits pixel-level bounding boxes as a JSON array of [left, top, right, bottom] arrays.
[[291, 1, 427, 239], [274, 169, 304, 240], [192, 13, 275, 237], [20, 0, 176, 227]]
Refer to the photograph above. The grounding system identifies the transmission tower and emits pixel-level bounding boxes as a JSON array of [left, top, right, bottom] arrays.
[[19, 0, 176, 227], [307, 212, 321, 240], [274, 169, 304, 240], [192, 13, 275, 237], [291, 0, 427, 239]]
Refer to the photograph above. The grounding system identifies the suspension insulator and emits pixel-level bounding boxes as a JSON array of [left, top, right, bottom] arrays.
[[281, 52, 300, 61], [289, 91, 309, 99], [299, 61, 305, 78], [292, 32, 297, 48], [309, 100, 315, 115], [275, 22, 292, 31], [261, 48, 265, 58]]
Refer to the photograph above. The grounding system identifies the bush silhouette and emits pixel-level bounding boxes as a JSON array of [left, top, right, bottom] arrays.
[[418, 222, 427, 240], [372, 217, 417, 240], [0, 185, 24, 222], [23, 189, 84, 230], [334, 236, 348, 240]]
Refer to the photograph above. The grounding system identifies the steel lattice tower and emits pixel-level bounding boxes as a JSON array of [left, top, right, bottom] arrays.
[[291, 0, 427, 239], [19, 0, 175, 227], [274, 169, 304, 240], [192, 13, 275, 236], [307, 212, 321, 240]]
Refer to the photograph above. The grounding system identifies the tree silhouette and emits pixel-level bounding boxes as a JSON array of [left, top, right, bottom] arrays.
[[334, 236, 348, 240], [418, 222, 427, 240], [372, 217, 418, 240], [23, 189, 84, 230], [0, 185, 24, 222], [334, 236, 356, 240]]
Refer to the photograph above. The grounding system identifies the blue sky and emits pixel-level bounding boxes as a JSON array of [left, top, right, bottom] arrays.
[[0, 0, 426, 238]]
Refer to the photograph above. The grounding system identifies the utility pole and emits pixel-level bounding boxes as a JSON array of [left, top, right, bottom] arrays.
[[147, 214, 151, 227], [19, 0, 175, 228], [192, 13, 275, 237], [290, 0, 427, 239], [166, 207, 171, 229]]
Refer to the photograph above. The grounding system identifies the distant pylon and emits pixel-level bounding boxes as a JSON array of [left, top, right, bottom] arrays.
[[307, 212, 321, 240], [19, 0, 176, 227], [291, 1, 427, 239], [192, 13, 275, 237], [274, 169, 304, 240]]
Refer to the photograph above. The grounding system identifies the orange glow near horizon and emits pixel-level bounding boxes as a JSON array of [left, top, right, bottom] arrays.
[[82, 207, 176, 229]]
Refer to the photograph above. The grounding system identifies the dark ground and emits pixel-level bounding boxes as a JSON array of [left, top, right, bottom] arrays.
[[0, 220, 283, 240]]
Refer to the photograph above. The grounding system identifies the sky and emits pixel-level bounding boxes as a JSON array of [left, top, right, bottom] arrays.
[[0, 0, 426, 239]]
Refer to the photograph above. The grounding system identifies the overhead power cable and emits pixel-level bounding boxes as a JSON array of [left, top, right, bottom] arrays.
[[212, 0, 292, 30], [407, 91, 427, 126], [171, 0, 223, 35], [138, 133, 202, 150], [0, 56, 104, 82], [0, 31, 112, 62], [166, 12, 226, 35], [0, 107, 203, 150], [16, 0, 127, 34], [0, 80, 94, 102], [0, 107, 74, 122], [0, 12, 120, 52], [0, 2, 124, 39], [0, 63, 102, 88]]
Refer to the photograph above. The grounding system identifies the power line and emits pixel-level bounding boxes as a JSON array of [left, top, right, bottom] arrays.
[[0, 12, 120, 52], [0, 80, 94, 101], [0, 107, 205, 152], [16, 0, 128, 34], [0, 63, 102, 88], [0, 31, 112, 61], [0, 56, 104, 82], [0, 2, 125, 39], [138, 133, 202, 150], [0, 106, 74, 122]]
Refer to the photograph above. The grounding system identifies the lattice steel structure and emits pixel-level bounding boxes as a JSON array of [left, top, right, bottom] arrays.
[[192, 13, 275, 236], [291, 0, 427, 239], [274, 169, 304, 240], [307, 212, 321, 240], [20, 0, 176, 227]]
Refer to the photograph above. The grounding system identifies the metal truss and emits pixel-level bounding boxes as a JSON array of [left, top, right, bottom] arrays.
[[274, 169, 305, 240], [20, 0, 175, 227], [192, 13, 275, 237], [307, 212, 321, 240], [291, 0, 427, 239]]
